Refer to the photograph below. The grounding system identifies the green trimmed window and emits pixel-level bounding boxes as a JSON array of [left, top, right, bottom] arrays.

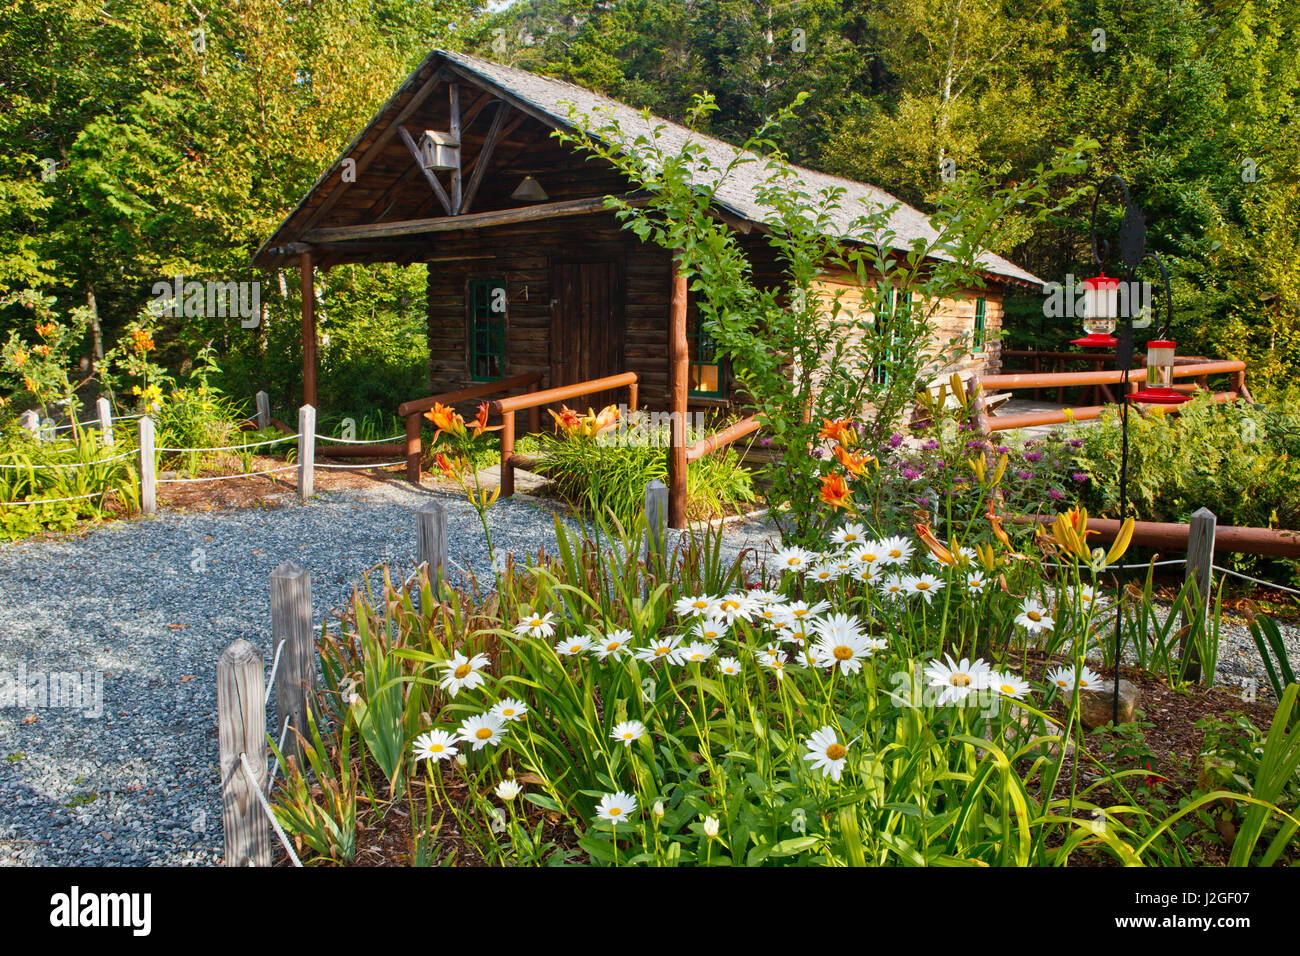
[[873, 285, 905, 385], [688, 312, 722, 397], [972, 297, 987, 353], [469, 279, 507, 381]]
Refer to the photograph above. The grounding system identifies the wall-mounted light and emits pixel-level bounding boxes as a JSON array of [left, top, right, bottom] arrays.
[[511, 175, 549, 202]]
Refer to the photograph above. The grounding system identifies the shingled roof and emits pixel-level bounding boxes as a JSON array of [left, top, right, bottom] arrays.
[[255, 49, 1043, 287]]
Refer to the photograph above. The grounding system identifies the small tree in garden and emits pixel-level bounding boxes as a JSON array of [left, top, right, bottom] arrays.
[[557, 96, 1094, 543]]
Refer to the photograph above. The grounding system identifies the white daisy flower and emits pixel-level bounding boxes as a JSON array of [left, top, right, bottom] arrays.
[[879, 535, 915, 565], [773, 546, 814, 573], [412, 728, 459, 763], [691, 616, 729, 643], [457, 713, 506, 751], [635, 634, 684, 666], [805, 563, 840, 584], [595, 791, 637, 826], [593, 628, 633, 660], [990, 671, 1031, 700], [829, 522, 869, 549], [811, 632, 874, 675], [438, 652, 490, 697], [905, 573, 944, 603], [804, 724, 849, 781], [965, 571, 988, 592], [786, 600, 829, 623], [675, 594, 719, 617], [703, 816, 720, 839], [877, 576, 908, 602], [758, 645, 790, 680], [1047, 664, 1104, 693], [852, 563, 880, 585], [924, 654, 992, 705], [610, 719, 647, 746], [680, 641, 716, 663], [715, 593, 756, 623], [1016, 598, 1055, 633], [848, 542, 884, 568], [754, 602, 790, 627], [554, 634, 593, 657], [716, 657, 742, 676], [748, 588, 785, 605], [495, 779, 523, 801], [490, 697, 529, 722], [514, 608, 555, 639]]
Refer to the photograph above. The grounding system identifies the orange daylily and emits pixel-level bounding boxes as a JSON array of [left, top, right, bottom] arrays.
[[986, 498, 1020, 555], [12, 348, 26, 367], [434, 452, 457, 480], [833, 444, 874, 476], [818, 418, 855, 447], [131, 329, 155, 352], [35, 322, 56, 339], [819, 472, 853, 510], [32, 345, 51, 357], [914, 523, 956, 566], [549, 403, 620, 439], [424, 402, 466, 440]]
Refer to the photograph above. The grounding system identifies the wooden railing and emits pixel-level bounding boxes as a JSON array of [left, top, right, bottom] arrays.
[[396, 372, 543, 484], [684, 415, 760, 462], [486, 371, 639, 497], [1001, 349, 1118, 404], [971, 358, 1251, 433]]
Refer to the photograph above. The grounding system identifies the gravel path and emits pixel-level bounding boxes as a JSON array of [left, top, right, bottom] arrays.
[[1, 483, 1292, 866], [0, 482, 572, 866]]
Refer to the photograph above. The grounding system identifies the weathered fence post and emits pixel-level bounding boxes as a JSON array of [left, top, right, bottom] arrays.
[[297, 404, 315, 500], [19, 409, 39, 439], [1181, 506, 1217, 682], [96, 397, 113, 446], [417, 500, 446, 577], [271, 561, 314, 766], [139, 416, 156, 515], [217, 639, 272, 867], [644, 479, 668, 567], [255, 390, 271, 431]]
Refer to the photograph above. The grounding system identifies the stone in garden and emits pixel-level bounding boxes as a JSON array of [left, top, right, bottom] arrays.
[[1079, 679, 1140, 730]]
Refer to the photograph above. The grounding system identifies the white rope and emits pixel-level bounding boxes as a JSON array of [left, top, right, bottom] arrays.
[[155, 434, 299, 453], [316, 432, 405, 445], [157, 465, 298, 484], [1212, 564, 1300, 598], [239, 753, 302, 868], [265, 639, 287, 705], [312, 460, 406, 470], [0, 451, 135, 470], [0, 490, 106, 506]]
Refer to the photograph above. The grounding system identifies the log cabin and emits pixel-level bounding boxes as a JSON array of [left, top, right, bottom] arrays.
[[252, 50, 1043, 524]]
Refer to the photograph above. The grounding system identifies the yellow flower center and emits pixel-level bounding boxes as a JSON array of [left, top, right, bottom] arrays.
[[530, 618, 543, 627], [860, 553, 877, 563], [692, 601, 707, 609], [655, 646, 671, 656], [454, 664, 471, 678], [502, 709, 515, 717], [833, 646, 853, 661], [889, 549, 902, 558], [475, 728, 492, 740], [1027, 611, 1042, 622], [826, 743, 846, 760], [606, 642, 620, 652], [1000, 684, 1016, 695], [430, 743, 443, 753], [916, 582, 931, 590], [950, 673, 972, 687], [608, 807, 622, 816]]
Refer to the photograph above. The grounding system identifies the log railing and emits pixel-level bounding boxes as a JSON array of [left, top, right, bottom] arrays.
[[971, 359, 1250, 433], [396, 372, 543, 484], [486, 371, 639, 498], [684, 415, 760, 462]]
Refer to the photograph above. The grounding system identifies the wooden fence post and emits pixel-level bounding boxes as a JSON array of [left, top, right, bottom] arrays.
[[271, 561, 314, 766], [96, 397, 113, 446], [644, 479, 667, 567], [297, 404, 315, 500], [417, 500, 446, 576], [218, 639, 272, 867], [255, 390, 271, 431], [19, 409, 39, 439], [139, 416, 156, 515], [499, 409, 515, 499], [405, 413, 422, 485], [1181, 506, 1217, 682]]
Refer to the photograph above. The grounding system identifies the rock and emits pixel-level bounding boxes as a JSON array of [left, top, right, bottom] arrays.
[[1079, 679, 1140, 730]]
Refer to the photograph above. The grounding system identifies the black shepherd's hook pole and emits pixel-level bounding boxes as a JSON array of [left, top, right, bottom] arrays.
[[1088, 176, 1174, 726]]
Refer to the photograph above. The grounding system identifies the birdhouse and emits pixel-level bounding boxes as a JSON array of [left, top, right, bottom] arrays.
[[419, 130, 460, 171], [1072, 273, 1119, 347]]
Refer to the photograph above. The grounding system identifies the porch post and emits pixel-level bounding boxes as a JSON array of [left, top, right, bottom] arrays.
[[300, 251, 318, 409], [668, 257, 689, 529]]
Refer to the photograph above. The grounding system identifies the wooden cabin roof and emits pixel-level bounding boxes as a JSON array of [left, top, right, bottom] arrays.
[[253, 50, 1043, 287]]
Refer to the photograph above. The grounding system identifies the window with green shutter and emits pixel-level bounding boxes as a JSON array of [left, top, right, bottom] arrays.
[[972, 297, 987, 353], [688, 311, 723, 397], [468, 279, 507, 381], [874, 285, 905, 385]]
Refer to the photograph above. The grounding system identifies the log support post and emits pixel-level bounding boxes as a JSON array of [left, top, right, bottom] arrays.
[[499, 409, 515, 499], [300, 251, 317, 410], [667, 259, 688, 529], [406, 413, 422, 485]]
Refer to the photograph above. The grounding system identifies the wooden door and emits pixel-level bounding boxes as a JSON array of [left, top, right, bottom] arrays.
[[549, 259, 626, 412]]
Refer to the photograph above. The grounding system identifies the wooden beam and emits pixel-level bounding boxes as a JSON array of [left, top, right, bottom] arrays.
[[397, 125, 453, 217], [301, 251, 317, 408], [449, 83, 463, 214], [461, 103, 509, 214], [297, 67, 446, 235], [668, 258, 689, 529], [458, 90, 496, 131], [303, 193, 646, 242]]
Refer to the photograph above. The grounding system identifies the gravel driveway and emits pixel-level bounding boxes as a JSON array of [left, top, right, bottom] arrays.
[[0, 482, 571, 866]]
